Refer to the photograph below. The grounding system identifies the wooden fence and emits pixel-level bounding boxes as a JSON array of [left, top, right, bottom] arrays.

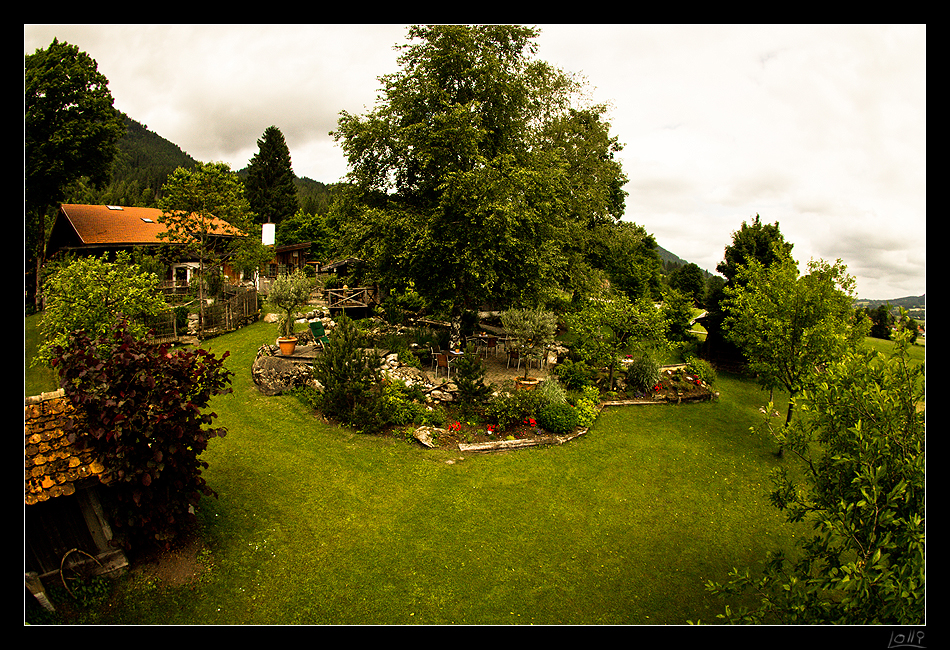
[[146, 286, 260, 343], [202, 286, 260, 336]]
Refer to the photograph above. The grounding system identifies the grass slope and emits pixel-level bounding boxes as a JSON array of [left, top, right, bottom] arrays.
[[27, 317, 810, 624]]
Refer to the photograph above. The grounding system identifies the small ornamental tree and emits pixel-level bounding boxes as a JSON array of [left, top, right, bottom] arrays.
[[51, 320, 233, 550], [705, 318, 925, 624], [266, 269, 315, 339], [311, 313, 383, 431], [566, 293, 668, 391], [500, 308, 557, 380]]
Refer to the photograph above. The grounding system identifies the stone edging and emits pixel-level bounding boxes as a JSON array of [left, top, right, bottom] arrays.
[[416, 390, 720, 453]]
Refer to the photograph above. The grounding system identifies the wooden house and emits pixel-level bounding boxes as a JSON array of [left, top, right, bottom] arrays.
[[46, 204, 248, 290], [264, 242, 315, 278], [25, 390, 128, 590]]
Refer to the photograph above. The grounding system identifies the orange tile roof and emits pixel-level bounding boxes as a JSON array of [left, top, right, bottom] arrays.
[[58, 204, 245, 246]]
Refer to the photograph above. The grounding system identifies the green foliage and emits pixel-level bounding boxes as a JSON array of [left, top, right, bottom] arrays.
[[683, 354, 716, 385], [63, 115, 199, 208], [624, 352, 661, 394], [567, 385, 601, 427], [485, 388, 546, 432], [36, 252, 168, 366], [864, 303, 895, 340], [536, 400, 579, 435], [266, 269, 315, 338], [453, 344, 492, 415], [716, 214, 794, 284], [331, 25, 631, 318], [25, 38, 125, 250], [311, 314, 385, 433], [667, 262, 707, 307], [723, 253, 867, 427], [244, 125, 299, 225], [553, 358, 595, 391], [707, 321, 925, 624], [661, 287, 694, 342], [538, 376, 568, 405], [50, 320, 232, 551], [158, 161, 264, 332], [500, 308, 557, 379], [566, 292, 669, 390]]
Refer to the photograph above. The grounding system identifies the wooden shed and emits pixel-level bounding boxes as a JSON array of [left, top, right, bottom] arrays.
[[24, 390, 128, 584]]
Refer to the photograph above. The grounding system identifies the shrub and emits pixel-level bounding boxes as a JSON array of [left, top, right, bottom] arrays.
[[37, 251, 168, 366], [624, 353, 661, 393], [375, 381, 427, 429], [486, 388, 546, 431], [553, 359, 594, 391], [51, 319, 233, 551], [537, 401, 579, 435], [539, 376, 568, 404], [684, 354, 716, 385], [312, 314, 383, 430], [453, 344, 492, 415], [568, 385, 601, 428]]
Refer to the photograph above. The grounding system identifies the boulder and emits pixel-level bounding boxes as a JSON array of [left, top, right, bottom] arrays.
[[413, 426, 442, 448], [251, 346, 319, 396]]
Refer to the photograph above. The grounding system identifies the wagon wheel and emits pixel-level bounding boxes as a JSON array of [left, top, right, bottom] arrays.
[[59, 548, 103, 599]]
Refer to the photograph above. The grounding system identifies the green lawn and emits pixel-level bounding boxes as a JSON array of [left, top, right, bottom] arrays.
[[25, 316, 817, 624]]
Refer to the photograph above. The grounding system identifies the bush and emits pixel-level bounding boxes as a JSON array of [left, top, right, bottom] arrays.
[[539, 377, 568, 405], [624, 353, 661, 393], [553, 359, 594, 391], [312, 314, 383, 430], [453, 344, 491, 415], [375, 380, 428, 429], [568, 385, 601, 427], [486, 388, 546, 431], [684, 354, 716, 385], [537, 401, 579, 435], [51, 319, 232, 551]]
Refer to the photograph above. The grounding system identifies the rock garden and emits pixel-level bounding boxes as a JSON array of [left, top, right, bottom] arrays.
[[251, 307, 719, 454]]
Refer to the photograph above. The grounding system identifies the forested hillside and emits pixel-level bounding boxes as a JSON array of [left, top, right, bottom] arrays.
[[65, 114, 343, 218], [64, 114, 197, 207]]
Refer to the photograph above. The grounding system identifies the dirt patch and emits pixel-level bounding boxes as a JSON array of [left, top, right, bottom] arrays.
[[131, 533, 202, 587]]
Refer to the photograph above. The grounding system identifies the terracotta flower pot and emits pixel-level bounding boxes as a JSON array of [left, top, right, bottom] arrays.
[[277, 336, 298, 356], [515, 377, 541, 391]]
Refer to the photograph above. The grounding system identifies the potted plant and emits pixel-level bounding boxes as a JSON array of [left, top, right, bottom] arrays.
[[266, 269, 315, 356], [500, 308, 557, 390]]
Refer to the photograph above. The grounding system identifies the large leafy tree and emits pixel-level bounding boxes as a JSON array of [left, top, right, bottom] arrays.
[[25, 38, 126, 308], [244, 125, 299, 225], [722, 253, 869, 447], [332, 25, 629, 330], [667, 262, 706, 307], [704, 214, 794, 362], [158, 162, 261, 335], [706, 320, 924, 624]]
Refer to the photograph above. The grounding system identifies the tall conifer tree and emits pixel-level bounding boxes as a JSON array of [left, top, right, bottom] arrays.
[[245, 125, 299, 225]]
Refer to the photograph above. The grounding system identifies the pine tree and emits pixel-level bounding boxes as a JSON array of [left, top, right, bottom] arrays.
[[245, 125, 299, 225]]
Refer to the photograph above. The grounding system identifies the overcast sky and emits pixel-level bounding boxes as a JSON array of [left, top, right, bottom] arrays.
[[24, 24, 926, 300]]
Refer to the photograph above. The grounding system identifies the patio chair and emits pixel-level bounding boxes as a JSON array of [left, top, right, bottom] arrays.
[[485, 336, 498, 357], [506, 348, 521, 370], [309, 321, 330, 350], [436, 353, 453, 378]]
